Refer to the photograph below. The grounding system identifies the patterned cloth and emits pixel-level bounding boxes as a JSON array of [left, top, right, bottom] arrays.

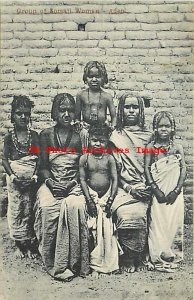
[[34, 152, 90, 280], [148, 155, 184, 265], [110, 127, 152, 252], [7, 155, 37, 241]]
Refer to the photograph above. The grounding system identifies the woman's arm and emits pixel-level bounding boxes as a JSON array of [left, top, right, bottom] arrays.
[[38, 129, 54, 183], [2, 134, 15, 176]]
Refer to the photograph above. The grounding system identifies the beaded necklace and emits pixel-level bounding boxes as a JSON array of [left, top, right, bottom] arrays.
[[11, 125, 32, 155], [154, 141, 172, 172]]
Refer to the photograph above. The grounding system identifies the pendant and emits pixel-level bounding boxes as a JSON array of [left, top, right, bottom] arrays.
[[90, 105, 98, 121]]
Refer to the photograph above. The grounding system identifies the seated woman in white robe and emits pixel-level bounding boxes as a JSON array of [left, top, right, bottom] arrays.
[[34, 93, 90, 281]]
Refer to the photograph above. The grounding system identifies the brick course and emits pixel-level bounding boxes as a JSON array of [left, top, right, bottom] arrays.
[[0, 1, 193, 223]]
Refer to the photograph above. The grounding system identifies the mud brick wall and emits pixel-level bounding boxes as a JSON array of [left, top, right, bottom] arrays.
[[1, 1, 193, 222]]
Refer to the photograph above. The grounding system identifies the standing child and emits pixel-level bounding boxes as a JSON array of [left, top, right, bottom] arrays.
[[79, 124, 119, 278], [2, 96, 39, 259], [75, 61, 116, 146], [145, 111, 186, 272]]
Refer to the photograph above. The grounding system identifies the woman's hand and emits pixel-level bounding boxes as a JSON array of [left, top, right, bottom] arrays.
[[154, 189, 166, 203], [130, 188, 145, 200], [13, 177, 34, 192], [166, 191, 177, 205], [46, 178, 68, 198]]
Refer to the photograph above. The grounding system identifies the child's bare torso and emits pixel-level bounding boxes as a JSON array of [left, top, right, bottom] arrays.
[[80, 89, 110, 125], [86, 154, 111, 197]]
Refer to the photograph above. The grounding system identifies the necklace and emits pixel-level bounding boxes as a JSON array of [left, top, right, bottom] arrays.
[[88, 89, 102, 122], [54, 126, 73, 149], [154, 141, 172, 172], [12, 126, 32, 155]]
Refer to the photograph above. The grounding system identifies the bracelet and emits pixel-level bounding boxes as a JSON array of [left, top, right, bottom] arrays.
[[10, 174, 17, 183], [174, 187, 181, 195], [106, 196, 114, 206], [150, 183, 158, 190], [45, 178, 52, 187], [148, 181, 154, 185], [72, 179, 77, 186], [123, 183, 128, 191], [32, 175, 38, 183]]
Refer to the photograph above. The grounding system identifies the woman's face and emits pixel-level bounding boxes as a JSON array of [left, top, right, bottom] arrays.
[[57, 100, 75, 127], [123, 97, 140, 126], [13, 107, 31, 129]]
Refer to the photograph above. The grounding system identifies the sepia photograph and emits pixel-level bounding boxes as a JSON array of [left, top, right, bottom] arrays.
[[0, 0, 193, 299]]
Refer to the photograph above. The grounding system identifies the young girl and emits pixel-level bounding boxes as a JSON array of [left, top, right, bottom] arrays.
[[75, 61, 116, 146], [145, 111, 186, 272], [2, 96, 39, 259]]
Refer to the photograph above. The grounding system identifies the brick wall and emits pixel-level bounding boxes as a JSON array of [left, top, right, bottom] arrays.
[[1, 1, 193, 222]]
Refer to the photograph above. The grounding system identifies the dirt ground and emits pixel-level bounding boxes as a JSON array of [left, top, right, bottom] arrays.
[[0, 217, 193, 300]]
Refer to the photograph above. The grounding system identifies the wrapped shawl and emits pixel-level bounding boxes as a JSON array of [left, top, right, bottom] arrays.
[[7, 155, 37, 241], [148, 154, 184, 264], [110, 127, 151, 252], [34, 152, 90, 280]]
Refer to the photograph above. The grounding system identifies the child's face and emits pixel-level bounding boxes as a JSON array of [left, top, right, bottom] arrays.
[[124, 97, 140, 126], [13, 107, 31, 129], [89, 134, 108, 150], [86, 67, 103, 91], [157, 117, 172, 141], [57, 100, 75, 127]]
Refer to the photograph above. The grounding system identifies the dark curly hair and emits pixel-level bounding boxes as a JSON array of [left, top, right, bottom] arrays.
[[89, 123, 112, 139], [83, 61, 108, 87], [51, 93, 75, 121], [116, 93, 145, 131], [153, 111, 176, 142], [11, 95, 34, 123]]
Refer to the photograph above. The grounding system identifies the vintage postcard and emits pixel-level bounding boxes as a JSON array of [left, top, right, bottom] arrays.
[[0, 0, 193, 299]]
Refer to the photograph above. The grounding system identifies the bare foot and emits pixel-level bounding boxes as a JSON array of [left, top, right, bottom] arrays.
[[136, 261, 146, 272], [147, 261, 155, 271], [14, 248, 25, 259], [26, 249, 37, 259], [123, 264, 135, 273], [98, 273, 109, 278], [90, 271, 99, 279]]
